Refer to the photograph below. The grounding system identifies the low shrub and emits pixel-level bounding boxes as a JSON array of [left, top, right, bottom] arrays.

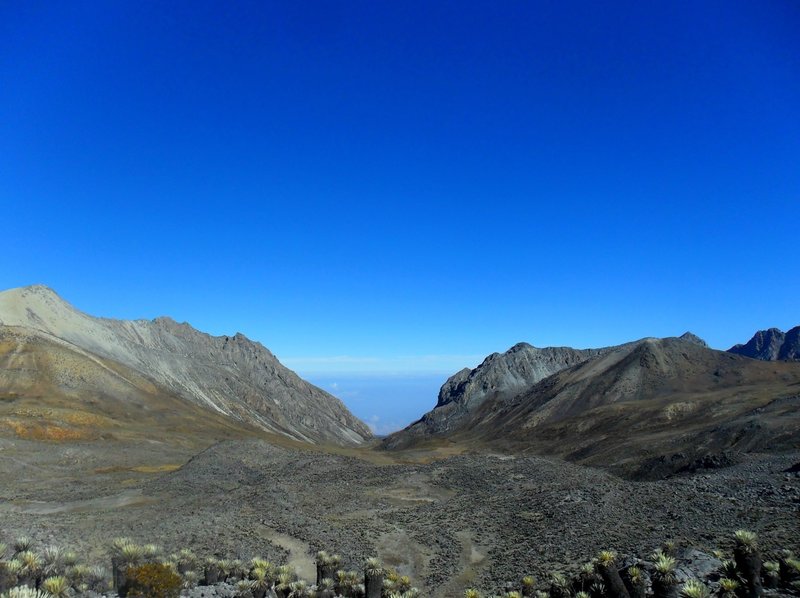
[[123, 562, 182, 598]]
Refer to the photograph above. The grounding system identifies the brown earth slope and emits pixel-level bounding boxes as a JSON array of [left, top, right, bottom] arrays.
[[386, 337, 800, 478], [0, 326, 261, 448]]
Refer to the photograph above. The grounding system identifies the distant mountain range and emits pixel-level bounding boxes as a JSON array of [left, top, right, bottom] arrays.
[[0, 285, 371, 445], [728, 326, 800, 361], [385, 330, 800, 478], [2, 284, 798, 480]]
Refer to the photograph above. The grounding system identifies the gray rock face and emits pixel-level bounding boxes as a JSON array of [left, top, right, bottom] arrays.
[[0, 285, 371, 445], [728, 326, 800, 361], [679, 331, 709, 347], [384, 342, 605, 447], [383, 332, 732, 449]]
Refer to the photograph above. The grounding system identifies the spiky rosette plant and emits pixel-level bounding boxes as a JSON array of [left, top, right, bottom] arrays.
[[623, 566, 645, 598], [61, 551, 77, 569], [719, 560, 739, 581], [275, 572, 293, 598], [521, 575, 536, 597], [733, 531, 762, 598], [87, 565, 109, 592], [176, 549, 198, 575], [217, 559, 234, 582], [397, 575, 412, 592], [465, 590, 482, 598], [783, 557, 800, 589], [317, 576, 336, 598], [40, 546, 63, 578], [66, 563, 90, 588], [777, 550, 798, 587], [41, 575, 70, 598], [718, 578, 739, 598], [119, 543, 145, 567], [762, 561, 779, 589], [0, 587, 52, 598], [364, 558, 383, 598], [383, 577, 399, 594], [315, 551, 341, 585], [182, 570, 200, 590], [589, 581, 607, 598], [680, 580, 709, 598], [249, 567, 270, 598], [110, 538, 143, 592], [335, 569, 361, 597], [250, 558, 270, 574], [0, 559, 20, 594], [200, 558, 220, 586], [12, 538, 33, 556], [234, 579, 254, 598], [17, 551, 41, 589], [578, 562, 601, 593], [232, 559, 248, 581], [595, 551, 629, 598], [142, 545, 162, 561], [550, 572, 572, 598], [288, 579, 310, 598], [652, 554, 679, 598], [576, 592, 591, 598]]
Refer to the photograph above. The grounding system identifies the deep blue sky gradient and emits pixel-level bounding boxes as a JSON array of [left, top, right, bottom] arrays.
[[2, 2, 799, 396]]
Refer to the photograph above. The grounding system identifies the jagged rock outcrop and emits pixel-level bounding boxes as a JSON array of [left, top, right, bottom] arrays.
[[0, 285, 371, 445], [383, 341, 611, 448], [728, 326, 800, 361], [679, 331, 709, 347]]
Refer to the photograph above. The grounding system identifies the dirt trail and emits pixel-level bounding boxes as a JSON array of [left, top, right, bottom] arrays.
[[259, 526, 316, 581]]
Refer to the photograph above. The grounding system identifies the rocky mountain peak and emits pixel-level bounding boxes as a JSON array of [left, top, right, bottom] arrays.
[[679, 331, 708, 347], [728, 326, 799, 361], [0, 285, 371, 445]]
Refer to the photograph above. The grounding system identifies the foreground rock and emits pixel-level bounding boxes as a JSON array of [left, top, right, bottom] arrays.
[[1, 438, 798, 597]]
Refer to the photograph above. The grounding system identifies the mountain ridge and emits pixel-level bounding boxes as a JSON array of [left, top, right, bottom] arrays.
[[0, 284, 371, 445], [728, 325, 800, 361], [384, 333, 800, 477]]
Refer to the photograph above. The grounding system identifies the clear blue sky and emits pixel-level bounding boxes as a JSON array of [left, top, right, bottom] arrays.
[[2, 1, 799, 384]]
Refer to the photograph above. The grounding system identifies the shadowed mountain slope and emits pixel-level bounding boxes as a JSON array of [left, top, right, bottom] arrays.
[[729, 326, 800, 361], [385, 333, 706, 449], [0, 285, 371, 445], [386, 336, 800, 478]]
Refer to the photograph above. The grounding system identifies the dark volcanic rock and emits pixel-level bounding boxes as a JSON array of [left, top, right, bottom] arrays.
[[729, 326, 800, 361]]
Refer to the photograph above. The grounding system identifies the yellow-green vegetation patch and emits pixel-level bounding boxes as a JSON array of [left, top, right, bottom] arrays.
[[130, 464, 182, 473], [0, 417, 97, 441]]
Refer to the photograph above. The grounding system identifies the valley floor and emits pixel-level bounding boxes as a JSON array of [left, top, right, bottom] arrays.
[[0, 437, 798, 597]]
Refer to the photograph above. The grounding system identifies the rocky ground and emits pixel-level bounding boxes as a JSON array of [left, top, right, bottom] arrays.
[[1, 437, 799, 597]]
